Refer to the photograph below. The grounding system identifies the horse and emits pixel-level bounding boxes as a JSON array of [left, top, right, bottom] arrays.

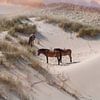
[[54, 48, 72, 63], [37, 49, 62, 65], [28, 34, 36, 47]]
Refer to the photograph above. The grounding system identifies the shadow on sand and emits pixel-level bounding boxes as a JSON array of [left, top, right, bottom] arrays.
[[47, 61, 80, 66], [59, 61, 80, 66]]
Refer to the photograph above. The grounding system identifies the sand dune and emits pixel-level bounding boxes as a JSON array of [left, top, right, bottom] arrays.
[[0, 4, 100, 100], [30, 17, 100, 100], [64, 54, 100, 100]]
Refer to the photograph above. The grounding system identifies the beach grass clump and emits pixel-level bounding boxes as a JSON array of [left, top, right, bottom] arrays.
[[59, 21, 86, 32], [8, 24, 37, 36], [46, 18, 59, 24], [0, 41, 33, 62], [45, 16, 100, 37], [0, 16, 29, 32], [77, 28, 100, 37], [0, 72, 30, 100]]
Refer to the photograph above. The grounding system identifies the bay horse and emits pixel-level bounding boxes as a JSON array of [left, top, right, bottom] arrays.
[[37, 49, 62, 65], [28, 34, 36, 47], [54, 48, 72, 63]]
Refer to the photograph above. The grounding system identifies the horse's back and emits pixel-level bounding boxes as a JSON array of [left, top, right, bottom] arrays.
[[54, 48, 63, 52], [54, 48, 72, 53]]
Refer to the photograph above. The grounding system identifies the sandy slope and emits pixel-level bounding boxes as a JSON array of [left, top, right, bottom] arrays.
[[30, 18, 100, 100], [0, 32, 75, 100], [63, 54, 100, 100]]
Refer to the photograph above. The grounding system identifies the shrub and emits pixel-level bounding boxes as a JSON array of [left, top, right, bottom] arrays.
[[8, 24, 37, 35], [77, 28, 100, 37], [0, 16, 29, 32], [45, 17, 59, 24], [59, 21, 86, 32], [0, 41, 32, 62]]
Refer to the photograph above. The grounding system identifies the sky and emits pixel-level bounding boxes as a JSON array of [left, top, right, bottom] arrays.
[[0, 0, 43, 3], [44, 0, 100, 4], [0, 0, 100, 6]]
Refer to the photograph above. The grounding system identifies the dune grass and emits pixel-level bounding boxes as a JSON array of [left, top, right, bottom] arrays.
[[0, 72, 30, 100], [44, 16, 100, 37], [8, 24, 37, 36], [0, 16, 24, 32], [0, 41, 34, 62], [77, 28, 100, 37], [0, 16, 37, 37]]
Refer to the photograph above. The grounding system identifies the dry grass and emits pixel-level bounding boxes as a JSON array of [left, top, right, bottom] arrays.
[[77, 28, 100, 37], [0, 17, 22, 32], [59, 21, 85, 32], [19, 38, 28, 46], [44, 16, 100, 37], [5, 35, 12, 41], [0, 71, 30, 100], [46, 17, 59, 25], [0, 41, 33, 62], [8, 24, 37, 36], [0, 15, 37, 39], [8, 27, 18, 38]]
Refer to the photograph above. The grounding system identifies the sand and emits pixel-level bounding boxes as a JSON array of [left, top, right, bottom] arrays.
[[29, 17, 100, 100]]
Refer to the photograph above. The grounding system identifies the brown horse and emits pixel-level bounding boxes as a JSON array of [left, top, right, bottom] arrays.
[[54, 48, 72, 63], [28, 34, 36, 47], [37, 49, 62, 65]]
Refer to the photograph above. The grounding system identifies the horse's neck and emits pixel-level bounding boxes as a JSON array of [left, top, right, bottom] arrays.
[[40, 52, 46, 56]]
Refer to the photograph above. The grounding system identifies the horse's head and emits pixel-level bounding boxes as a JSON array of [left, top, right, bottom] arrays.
[[37, 49, 49, 56]]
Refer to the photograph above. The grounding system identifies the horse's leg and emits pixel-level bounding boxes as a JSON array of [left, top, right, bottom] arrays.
[[46, 56, 48, 63], [60, 52, 62, 63], [58, 51, 62, 63], [69, 54, 72, 63], [57, 57, 60, 65]]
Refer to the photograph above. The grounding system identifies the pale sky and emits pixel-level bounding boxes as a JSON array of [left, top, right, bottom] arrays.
[[44, 0, 100, 3]]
